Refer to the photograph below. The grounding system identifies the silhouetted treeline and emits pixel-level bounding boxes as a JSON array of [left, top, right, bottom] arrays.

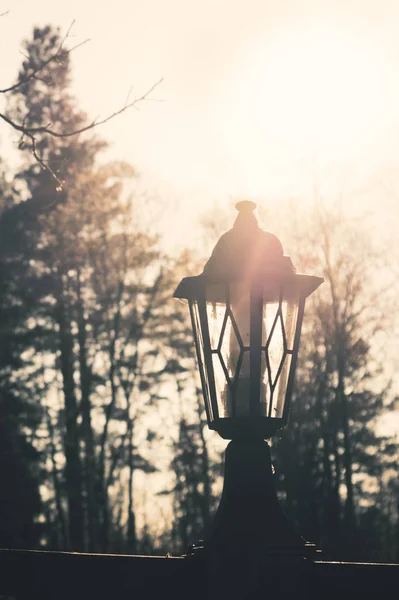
[[270, 206, 399, 562], [0, 25, 398, 562]]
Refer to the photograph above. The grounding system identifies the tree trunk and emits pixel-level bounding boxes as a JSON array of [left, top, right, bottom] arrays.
[[45, 403, 67, 548], [55, 292, 84, 550], [196, 389, 212, 530], [126, 416, 137, 553], [99, 333, 121, 551], [339, 379, 356, 543], [76, 273, 98, 551], [314, 365, 340, 546]]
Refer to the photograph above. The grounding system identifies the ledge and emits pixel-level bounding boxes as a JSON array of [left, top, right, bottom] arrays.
[[1, 548, 399, 600]]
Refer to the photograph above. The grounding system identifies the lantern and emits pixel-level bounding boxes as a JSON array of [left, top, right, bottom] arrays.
[[174, 201, 323, 440]]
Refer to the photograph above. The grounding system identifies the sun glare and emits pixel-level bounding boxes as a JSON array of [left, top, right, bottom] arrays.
[[221, 26, 395, 172]]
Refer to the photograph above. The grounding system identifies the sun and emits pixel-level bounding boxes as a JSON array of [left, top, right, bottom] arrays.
[[219, 25, 395, 177]]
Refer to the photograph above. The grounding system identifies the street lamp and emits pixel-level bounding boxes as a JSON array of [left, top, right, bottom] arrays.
[[174, 201, 323, 560]]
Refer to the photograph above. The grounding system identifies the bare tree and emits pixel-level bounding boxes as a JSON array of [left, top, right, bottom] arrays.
[[0, 20, 162, 185]]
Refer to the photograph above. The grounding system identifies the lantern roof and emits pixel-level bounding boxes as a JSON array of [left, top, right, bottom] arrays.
[[202, 200, 295, 281], [174, 201, 323, 299]]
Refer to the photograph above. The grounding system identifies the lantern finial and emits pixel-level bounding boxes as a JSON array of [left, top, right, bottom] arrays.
[[235, 200, 256, 212], [233, 200, 260, 232]]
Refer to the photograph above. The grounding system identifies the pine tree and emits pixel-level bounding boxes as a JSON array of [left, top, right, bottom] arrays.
[[4, 25, 173, 552], [271, 205, 398, 560], [162, 251, 217, 554], [0, 162, 42, 548], [197, 200, 399, 561]]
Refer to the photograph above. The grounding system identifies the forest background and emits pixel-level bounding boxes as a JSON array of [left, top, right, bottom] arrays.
[[2, 13, 399, 562]]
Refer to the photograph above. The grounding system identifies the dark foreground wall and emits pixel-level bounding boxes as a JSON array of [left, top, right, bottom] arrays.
[[1, 549, 399, 600]]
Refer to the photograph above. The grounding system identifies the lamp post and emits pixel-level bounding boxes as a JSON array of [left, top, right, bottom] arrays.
[[174, 201, 323, 561]]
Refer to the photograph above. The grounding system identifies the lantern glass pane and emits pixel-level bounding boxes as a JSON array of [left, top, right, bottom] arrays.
[[205, 282, 252, 418], [220, 317, 239, 379], [284, 296, 299, 351], [262, 301, 283, 382], [190, 300, 214, 421], [206, 298, 226, 351], [230, 282, 251, 349], [212, 354, 229, 418], [275, 354, 292, 417], [260, 290, 299, 418]]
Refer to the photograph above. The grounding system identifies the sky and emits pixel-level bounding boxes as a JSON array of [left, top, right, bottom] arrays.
[[3, 0, 399, 529], [2, 0, 399, 251]]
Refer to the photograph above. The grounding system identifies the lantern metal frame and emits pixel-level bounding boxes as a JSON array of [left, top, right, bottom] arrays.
[[174, 271, 322, 440]]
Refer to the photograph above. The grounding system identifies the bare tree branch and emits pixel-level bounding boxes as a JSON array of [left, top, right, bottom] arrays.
[[0, 20, 164, 186], [0, 111, 64, 186], [0, 78, 163, 138], [0, 21, 89, 94], [0, 78, 163, 187]]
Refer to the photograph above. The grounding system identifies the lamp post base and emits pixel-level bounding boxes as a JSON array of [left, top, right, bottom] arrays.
[[192, 438, 318, 562]]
